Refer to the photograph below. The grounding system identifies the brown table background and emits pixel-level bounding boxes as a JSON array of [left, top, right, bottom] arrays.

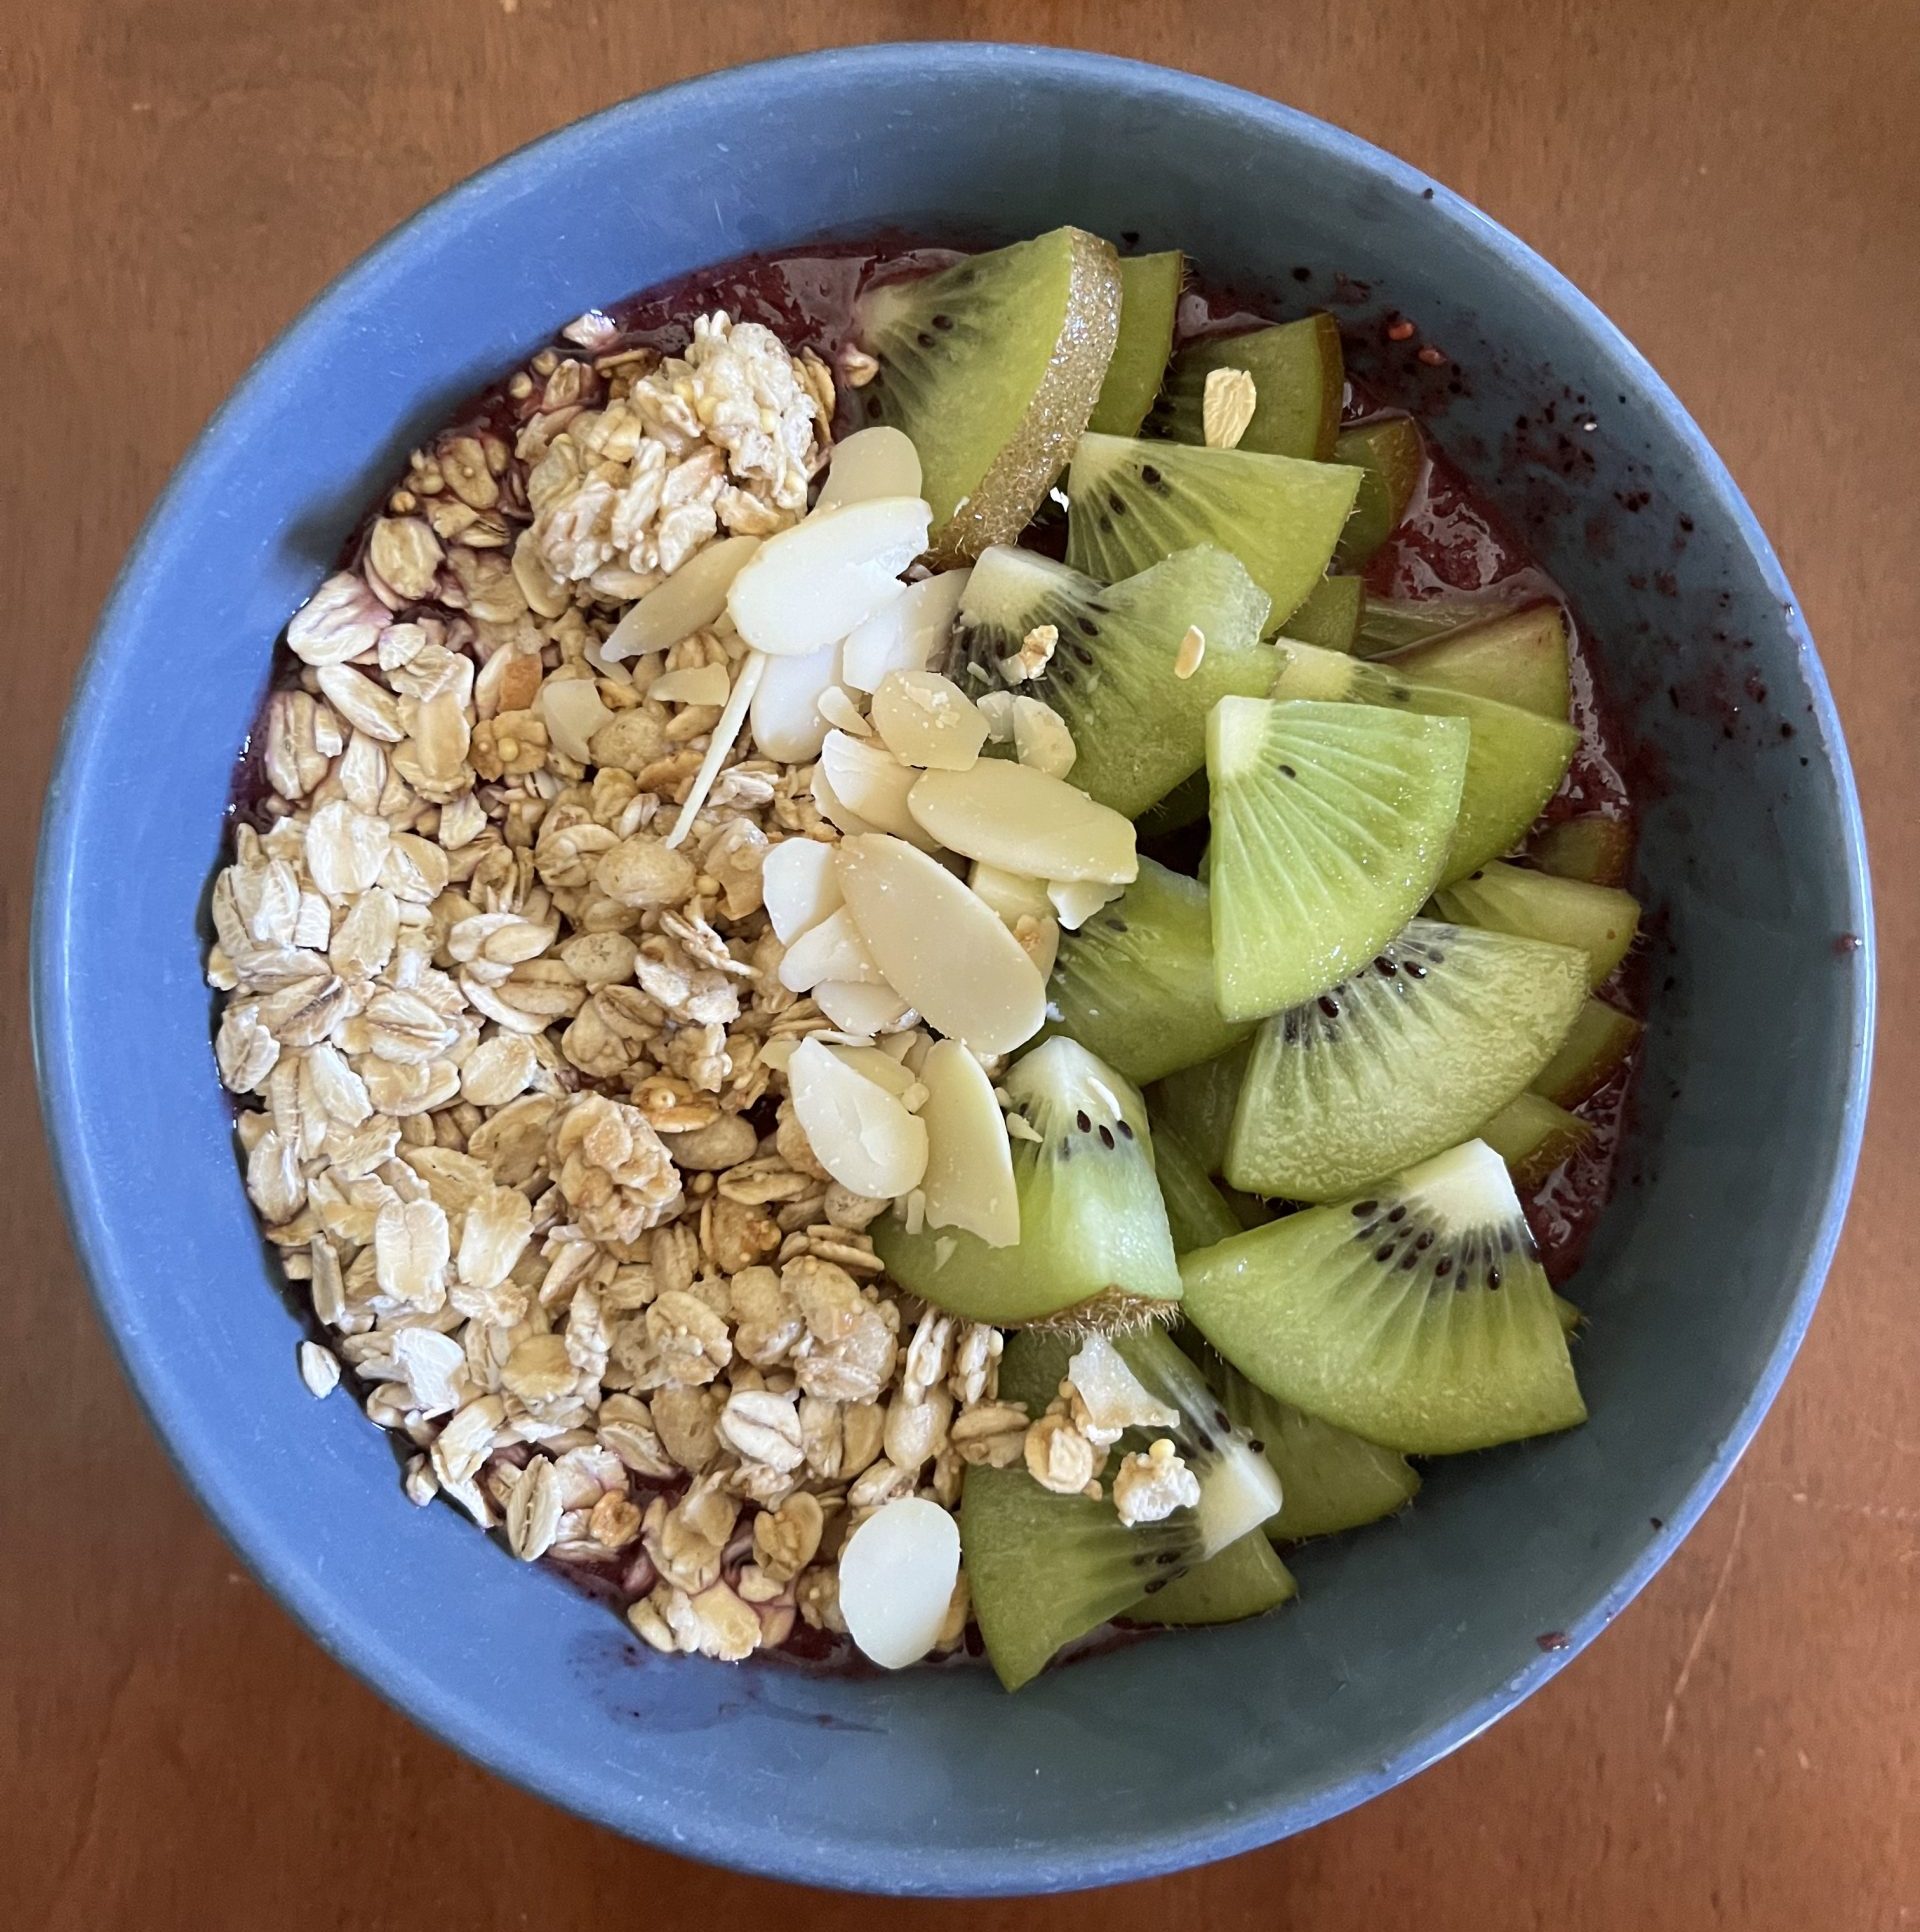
[[6, 3, 1916, 1926]]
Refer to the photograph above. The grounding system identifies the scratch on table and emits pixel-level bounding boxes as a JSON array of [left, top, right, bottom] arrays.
[[1662, 1492, 1749, 1749]]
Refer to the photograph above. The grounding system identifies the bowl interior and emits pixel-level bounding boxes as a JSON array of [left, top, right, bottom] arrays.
[[36, 45, 1870, 1896]]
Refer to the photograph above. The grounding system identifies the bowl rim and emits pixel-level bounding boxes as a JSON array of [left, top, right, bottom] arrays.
[[33, 41, 1875, 1895]]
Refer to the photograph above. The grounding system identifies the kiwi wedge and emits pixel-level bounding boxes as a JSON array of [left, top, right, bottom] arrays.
[[850, 227, 1122, 566], [1479, 1091, 1594, 1188], [1432, 861, 1640, 987], [1206, 696, 1470, 1020], [1181, 1139, 1585, 1455], [871, 1036, 1180, 1327], [1043, 858, 1254, 1084], [1225, 919, 1590, 1202], [953, 543, 1274, 815], [1066, 433, 1362, 634], [1148, 1037, 1253, 1176], [1386, 604, 1573, 720], [1126, 1530, 1297, 1625], [1271, 638, 1579, 883], [1285, 574, 1365, 652], [1087, 252, 1185, 437], [1355, 592, 1502, 656], [1332, 416, 1427, 568], [1531, 814, 1635, 887], [965, 1326, 1283, 1688], [1149, 314, 1344, 460], [1209, 1351, 1421, 1540], [1154, 1120, 1245, 1252], [1532, 996, 1641, 1106]]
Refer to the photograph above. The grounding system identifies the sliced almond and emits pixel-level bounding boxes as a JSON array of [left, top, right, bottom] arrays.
[[811, 757, 881, 839], [539, 678, 614, 764], [1010, 695, 1076, 779], [812, 426, 923, 514], [819, 730, 935, 848], [750, 637, 847, 763], [842, 569, 971, 693], [762, 838, 842, 943], [650, 662, 734, 707], [787, 1037, 929, 1200], [975, 689, 1017, 744], [1013, 912, 1061, 980], [816, 980, 918, 1038], [1202, 367, 1258, 451], [662, 651, 764, 849], [727, 497, 930, 658], [834, 835, 1047, 1056], [777, 906, 887, 992], [918, 1039, 1020, 1247], [826, 1042, 919, 1097], [816, 686, 872, 737], [967, 861, 1054, 927], [600, 535, 761, 661], [870, 671, 989, 772], [838, 1495, 961, 1670], [1048, 877, 1125, 931], [907, 763, 1137, 885]]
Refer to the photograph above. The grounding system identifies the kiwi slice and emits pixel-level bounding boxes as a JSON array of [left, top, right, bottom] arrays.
[[1149, 315, 1344, 460], [1154, 1121, 1245, 1252], [1206, 695, 1470, 1021], [1532, 996, 1641, 1106], [1225, 919, 1590, 1202], [1432, 861, 1640, 987], [1180, 1139, 1586, 1455], [1066, 433, 1362, 634], [953, 544, 1273, 815], [871, 1036, 1180, 1327], [1125, 1529, 1297, 1625], [1479, 1091, 1594, 1188], [1147, 1037, 1253, 1176], [1355, 592, 1502, 656], [1042, 858, 1254, 1084], [1134, 768, 1210, 840], [1387, 604, 1573, 720], [1285, 574, 1364, 652], [850, 228, 1122, 567], [1332, 416, 1426, 568], [1087, 252, 1184, 437], [1271, 639, 1579, 883], [1532, 814, 1635, 887], [965, 1326, 1283, 1688], [1209, 1351, 1421, 1540]]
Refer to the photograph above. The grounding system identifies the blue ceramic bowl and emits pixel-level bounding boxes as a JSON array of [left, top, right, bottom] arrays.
[[35, 44, 1872, 1897]]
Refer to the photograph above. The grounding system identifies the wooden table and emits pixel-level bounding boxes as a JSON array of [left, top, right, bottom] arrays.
[[7, 4, 1915, 1926]]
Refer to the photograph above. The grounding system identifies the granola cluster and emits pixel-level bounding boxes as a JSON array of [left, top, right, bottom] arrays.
[[210, 312, 1041, 1662]]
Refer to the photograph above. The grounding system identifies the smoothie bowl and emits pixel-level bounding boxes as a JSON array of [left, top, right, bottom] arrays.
[[33, 44, 1871, 1896]]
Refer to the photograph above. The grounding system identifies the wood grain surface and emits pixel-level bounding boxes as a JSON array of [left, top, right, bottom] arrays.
[[4, 3, 1915, 1926]]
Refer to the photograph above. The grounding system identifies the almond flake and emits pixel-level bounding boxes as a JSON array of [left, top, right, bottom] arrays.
[[815, 980, 916, 1037], [812, 426, 923, 515], [818, 730, 934, 847], [750, 637, 847, 763], [975, 689, 1017, 744], [967, 862, 1053, 926], [842, 569, 971, 693], [1010, 695, 1075, 778], [906, 763, 1137, 885], [727, 497, 930, 658], [762, 837, 843, 942], [777, 906, 888, 993], [918, 1040, 1019, 1247], [539, 677, 614, 763], [816, 686, 872, 737], [999, 623, 1056, 684], [870, 671, 989, 771], [1013, 912, 1061, 979], [1174, 624, 1207, 680], [601, 535, 761, 661], [787, 1037, 929, 1199], [1202, 366, 1258, 450], [834, 835, 1047, 1057], [838, 1496, 961, 1670], [826, 1043, 919, 1097], [1048, 878, 1125, 931], [662, 651, 764, 850], [650, 663, 734, 707]]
